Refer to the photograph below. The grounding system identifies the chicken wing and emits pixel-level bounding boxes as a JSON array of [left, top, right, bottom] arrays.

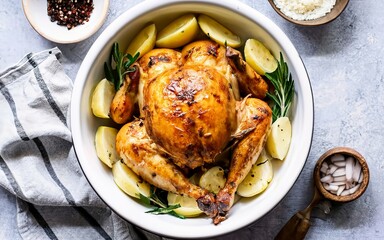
[[214, 98, 272, 224], [116, 119, 217, 217], [226, 47, 269, 99], [109, 64, 140, 124]]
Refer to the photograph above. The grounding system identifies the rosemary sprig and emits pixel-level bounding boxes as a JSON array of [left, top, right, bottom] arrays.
[[265, 53, 295, 122], [138, 186, 185, 219], [104, 42, 140, 91]]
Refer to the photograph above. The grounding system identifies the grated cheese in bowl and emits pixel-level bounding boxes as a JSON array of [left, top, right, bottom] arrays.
[[273, 0, 336, 21]]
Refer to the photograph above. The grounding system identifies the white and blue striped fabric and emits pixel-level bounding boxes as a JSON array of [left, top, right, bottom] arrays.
[[0, 48, 162, 240]]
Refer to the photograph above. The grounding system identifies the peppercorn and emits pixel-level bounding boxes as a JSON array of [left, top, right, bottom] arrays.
[[47, 0, 94, 30]]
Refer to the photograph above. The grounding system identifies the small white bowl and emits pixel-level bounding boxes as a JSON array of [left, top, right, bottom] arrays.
[[22, 0, 109, 44], [71, 0, 314, 238]]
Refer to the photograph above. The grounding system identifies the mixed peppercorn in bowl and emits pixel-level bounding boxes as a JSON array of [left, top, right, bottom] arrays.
[[22, 0, 109, 43]]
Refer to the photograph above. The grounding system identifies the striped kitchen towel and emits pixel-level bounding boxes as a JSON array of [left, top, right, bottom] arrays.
[[0, 48, 163, 240]]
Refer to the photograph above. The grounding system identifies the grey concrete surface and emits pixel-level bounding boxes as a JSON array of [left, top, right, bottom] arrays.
[[1, 0, 383, 239]]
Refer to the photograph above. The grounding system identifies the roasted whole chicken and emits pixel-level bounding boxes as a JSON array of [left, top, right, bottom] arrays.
[[113, 40, 272, 224]]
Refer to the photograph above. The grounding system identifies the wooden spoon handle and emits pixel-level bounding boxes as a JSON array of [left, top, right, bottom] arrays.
[[274, 211, 311, 240], [275, 187, 322, 240]]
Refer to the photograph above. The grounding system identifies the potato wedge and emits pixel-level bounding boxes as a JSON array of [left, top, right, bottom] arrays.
[[126, 23, 156, 58], [167, 192, 203, 217], [156, 14, 199, 48], [244, 38, 277, 76], [95, 126, 119, 168], [237, 151, 273, 197], [112, 160, 151, 198], [199, 166, 226, 194], [197, 14, 241, 48], [91, 78, 115, 118], [266, 117, 292, 160]]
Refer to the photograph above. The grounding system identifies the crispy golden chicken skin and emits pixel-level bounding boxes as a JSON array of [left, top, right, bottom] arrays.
[[182, 40, 229, 74], [182, 40, 268, 99], [110, 40, 268, 124], [226, 47, 269, 99], [113, 40, 273, 224], [137, 49, 183, 116], [109, 64, 140, 124], [110, 49, 183, 123], [182, 40, 241, 100], [143, 65, 237, 169]]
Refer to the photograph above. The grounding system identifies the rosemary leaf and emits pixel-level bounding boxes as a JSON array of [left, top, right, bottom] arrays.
[[138, 193, 151, 206], [146, 205, 185, 219], [146, 204, 180, 214], [168, 210, 186, 219], [103, 42, 139, 91], [112, 42, 120, 63], [104, 62, 115, 84], [265, 52, 295, 122], [138, 187, 185, 219]]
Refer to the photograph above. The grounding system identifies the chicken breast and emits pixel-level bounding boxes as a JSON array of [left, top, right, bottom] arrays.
[[143, 65, 237, 169], [181, 40, 241, 100], [137, 49, 183, 116]]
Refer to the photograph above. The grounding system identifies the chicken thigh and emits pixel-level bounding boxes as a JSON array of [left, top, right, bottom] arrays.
[[116, 119, 217, 217]]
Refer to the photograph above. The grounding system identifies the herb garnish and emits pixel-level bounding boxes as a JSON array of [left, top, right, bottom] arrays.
[[139, 186, 185, 219], [104, 42, 140, 91], [265, 53, 295, 122]]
